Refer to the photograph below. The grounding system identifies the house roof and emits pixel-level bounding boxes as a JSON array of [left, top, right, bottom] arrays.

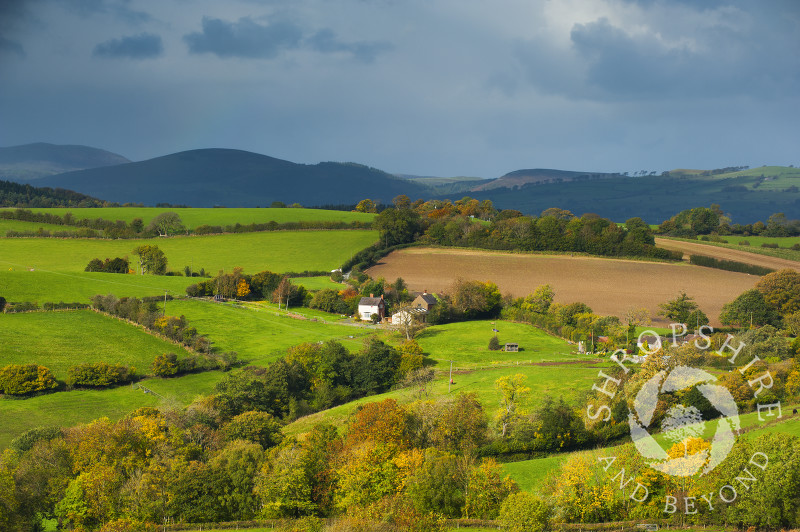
[[358, 297, 384, 306], [415, 293, 437, 305]]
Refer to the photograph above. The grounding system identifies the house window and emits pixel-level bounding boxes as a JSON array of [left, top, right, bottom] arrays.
[[363, 312, 371, 319]]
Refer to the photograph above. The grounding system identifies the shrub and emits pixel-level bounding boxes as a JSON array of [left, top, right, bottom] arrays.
[[0, 296, 5, 312], [488, 336, 501, 351], [498, 492, 551, 532], [0, 364, 59, 395], [739, 240, 751, 246], [151, 353, 178, 377], [66, 362, 135, 388], [762, 242, 779, 248]]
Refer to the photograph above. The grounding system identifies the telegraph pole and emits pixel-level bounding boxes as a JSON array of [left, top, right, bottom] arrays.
[[449, 360, 453, 393]]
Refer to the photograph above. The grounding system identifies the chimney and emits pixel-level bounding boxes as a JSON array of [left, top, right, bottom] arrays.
[[423, 289, 428, 295], [370, 293, 374, 298]]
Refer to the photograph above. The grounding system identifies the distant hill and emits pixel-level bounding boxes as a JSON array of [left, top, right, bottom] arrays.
[[0, 179, 106, 207], [464, 166, 800, 223], [398, 174, 493, 196], [0, 143, 131, 181], [36, 148, 432, 208], [471, 169, 624, 191]]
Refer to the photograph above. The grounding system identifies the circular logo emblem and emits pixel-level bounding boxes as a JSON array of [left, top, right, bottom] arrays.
[[629, 365, 740, 477]]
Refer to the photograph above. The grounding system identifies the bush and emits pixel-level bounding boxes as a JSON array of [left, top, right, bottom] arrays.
[[151, 353, 178, 377], [488, 336, 501, 351], [0, 296, 5, 312], [498, 492, 551, 532], [739, 240, 751, 246], [67, 362, 136, 388], [762, 242, 779, 248], [0, 364, 59, 395]]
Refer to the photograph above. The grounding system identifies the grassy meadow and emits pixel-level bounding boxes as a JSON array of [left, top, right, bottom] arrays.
[[0, 218, 80, 234], [414, 319, 581, 368], [0, 269, 194, 302], [0, 229, 378, 274], [0, 206, 376, 228], [0, 309, 192, 378], [164, 299, 372, 365]]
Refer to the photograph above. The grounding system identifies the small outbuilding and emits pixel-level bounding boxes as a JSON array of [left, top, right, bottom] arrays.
[[504, 343, 519, 352]]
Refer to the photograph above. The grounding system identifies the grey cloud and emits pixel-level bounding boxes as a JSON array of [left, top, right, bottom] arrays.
[[184, 17, 303, 58], [94, 33, 163, 59], [60, 0, 152, 24], [0, 36, 24, 57], [514, 4, 800, 103], [307, 28, 392, 63]]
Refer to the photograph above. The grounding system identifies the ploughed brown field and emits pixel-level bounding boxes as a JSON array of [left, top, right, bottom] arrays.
[[367, 247, 761, 327], [654, 237, 800, 272]]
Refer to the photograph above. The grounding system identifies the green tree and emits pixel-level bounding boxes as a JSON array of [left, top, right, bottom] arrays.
[[658, 291, 699, 324], [223, 411, 284, 449], [132, 245, 167, 275], [498, 491, 551, 532], [720, 288, 781, 328], [374, 207, 422, 246], [146, 211, 185, 236]]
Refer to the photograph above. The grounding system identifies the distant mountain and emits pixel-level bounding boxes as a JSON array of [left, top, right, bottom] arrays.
[[36, 148, 432, 207], [0, 143, 131, 182], [397, 174, 493, 196], [471, 169, 624, 191]]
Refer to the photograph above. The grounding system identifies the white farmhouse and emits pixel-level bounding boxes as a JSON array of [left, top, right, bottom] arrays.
[[358, 294, 385, 321]]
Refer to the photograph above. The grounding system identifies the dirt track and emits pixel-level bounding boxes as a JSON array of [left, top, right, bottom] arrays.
[[367, 248, 762, 327], [654, 238, 800, 272]]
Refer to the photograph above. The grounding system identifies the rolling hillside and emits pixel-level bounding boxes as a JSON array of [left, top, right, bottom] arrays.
[[0, 142, 130, 181], [36, 148, 431, 207], [466, 166, 800, 223]]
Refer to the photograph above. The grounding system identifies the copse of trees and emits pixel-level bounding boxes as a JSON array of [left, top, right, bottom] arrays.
[[657, 205, 800, 237], [84, 256, 130, 274]]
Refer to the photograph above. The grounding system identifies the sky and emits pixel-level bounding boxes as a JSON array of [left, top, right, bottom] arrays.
[[0, 0, 798, 178]]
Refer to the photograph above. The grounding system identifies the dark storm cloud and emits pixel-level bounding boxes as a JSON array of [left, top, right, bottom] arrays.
[[93, 33, 164, 59], [307, 28, 392, 63], [184, 16, 303, 58], [61, 0, 152, 24], [515, 4, 800, 103]]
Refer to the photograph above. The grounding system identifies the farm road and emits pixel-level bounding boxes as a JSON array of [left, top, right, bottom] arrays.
[[654, 237, 800, 272], [367, 247, 760, 327]]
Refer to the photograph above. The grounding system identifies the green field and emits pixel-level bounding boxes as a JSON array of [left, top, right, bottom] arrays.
[[0, 218, 80, 234], [0, 230, 378, 275], [0, 207, 376, 229], [0, 309, 192, 378], [502, 454, 568, 491], [0, 270, 195, 303], [415, 320, 582, 368], [292, 275, 345, 291], [0, 371, 226, 448], [165, 299, 372, 366]]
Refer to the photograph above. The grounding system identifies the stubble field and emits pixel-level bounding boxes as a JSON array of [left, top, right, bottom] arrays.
[[367, 247, 761, 326]]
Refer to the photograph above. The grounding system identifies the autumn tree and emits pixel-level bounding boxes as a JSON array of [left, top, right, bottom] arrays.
[[757, 268, 800, 316], [494, 374, 530, 438], [355, 198, 377, 213]]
